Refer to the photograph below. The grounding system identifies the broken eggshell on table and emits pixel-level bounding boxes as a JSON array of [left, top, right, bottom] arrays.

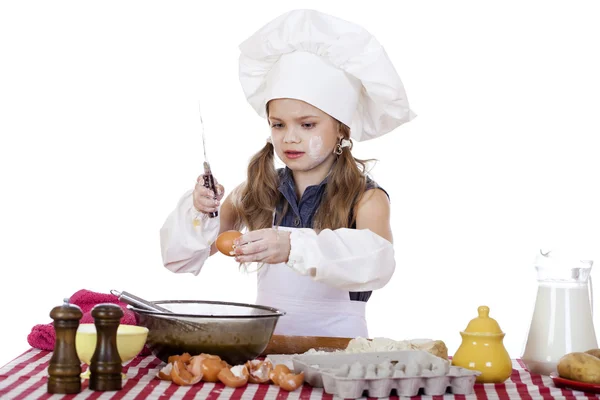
[[156, 352, 305, 391]]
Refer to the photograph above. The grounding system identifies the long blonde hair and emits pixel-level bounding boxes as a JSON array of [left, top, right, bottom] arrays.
[[231, 120, 375, 232]]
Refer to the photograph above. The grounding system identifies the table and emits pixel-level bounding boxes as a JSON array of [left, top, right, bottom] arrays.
[[1, 349, 598, 399]]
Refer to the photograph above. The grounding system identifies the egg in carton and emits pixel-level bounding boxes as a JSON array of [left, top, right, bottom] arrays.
[[291, 350, 481, 398]]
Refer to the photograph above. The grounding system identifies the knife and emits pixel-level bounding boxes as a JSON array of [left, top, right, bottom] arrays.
[[198, 101, 218, 218]]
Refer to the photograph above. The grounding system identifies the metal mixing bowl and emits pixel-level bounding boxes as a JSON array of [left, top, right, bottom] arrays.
[[129, 300, 285, 365]]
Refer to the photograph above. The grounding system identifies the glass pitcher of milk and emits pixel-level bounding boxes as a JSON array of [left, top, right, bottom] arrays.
[[521, 249, 597, 376]]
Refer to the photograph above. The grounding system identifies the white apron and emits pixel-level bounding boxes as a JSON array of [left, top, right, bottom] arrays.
[[255, 259, 369, 338]]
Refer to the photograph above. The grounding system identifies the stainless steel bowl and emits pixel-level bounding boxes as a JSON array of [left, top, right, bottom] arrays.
[[129, 300, 285, 365]]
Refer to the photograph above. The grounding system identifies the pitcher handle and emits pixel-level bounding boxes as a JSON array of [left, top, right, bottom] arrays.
[[589, 276, 594, 317]]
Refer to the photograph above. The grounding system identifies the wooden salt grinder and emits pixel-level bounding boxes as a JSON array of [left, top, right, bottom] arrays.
[[89, 303, 124, 391], [47, 298, 83, 394]]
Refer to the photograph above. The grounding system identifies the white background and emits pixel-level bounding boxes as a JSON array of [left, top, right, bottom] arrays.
[[1, 0, 599, 368]]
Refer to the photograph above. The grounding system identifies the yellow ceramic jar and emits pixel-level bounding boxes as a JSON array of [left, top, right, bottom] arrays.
[[452, 306, 512, 383]]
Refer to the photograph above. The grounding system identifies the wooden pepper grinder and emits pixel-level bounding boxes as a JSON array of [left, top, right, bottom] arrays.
[[47, 298, 83, 394], [89, 303, 124, 391]]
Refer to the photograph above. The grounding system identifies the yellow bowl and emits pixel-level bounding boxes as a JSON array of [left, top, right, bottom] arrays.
[[76, 323, 148, 365]]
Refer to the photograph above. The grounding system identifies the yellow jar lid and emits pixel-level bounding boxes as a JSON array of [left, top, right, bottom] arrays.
[[463, 306, 503, 334]]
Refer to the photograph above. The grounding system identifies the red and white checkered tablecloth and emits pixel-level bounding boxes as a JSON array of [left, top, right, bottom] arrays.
[[1, 348, 598, 399]]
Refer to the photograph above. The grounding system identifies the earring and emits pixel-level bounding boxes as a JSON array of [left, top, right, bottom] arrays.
[[334, 143, 343, 155], [334, 138, 352, 155]]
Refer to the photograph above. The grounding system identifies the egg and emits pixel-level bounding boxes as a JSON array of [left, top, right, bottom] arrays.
[[269, 364, 291, 386], [170, 360, 202, 386], [278, 371, 304, 392], [201, 358, 228, 382], [246, 359, 273, 384], [217, 365, 249, 388], [215, 230, 243, 256]]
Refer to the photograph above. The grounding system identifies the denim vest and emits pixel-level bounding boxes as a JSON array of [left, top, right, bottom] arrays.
[[273, 167, 389, 302]]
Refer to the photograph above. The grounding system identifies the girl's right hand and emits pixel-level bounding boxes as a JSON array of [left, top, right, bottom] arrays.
[[193, 175, 225, 215]]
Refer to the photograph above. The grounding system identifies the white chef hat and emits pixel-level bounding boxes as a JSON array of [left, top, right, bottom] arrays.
[[238, 9, 416, 142]]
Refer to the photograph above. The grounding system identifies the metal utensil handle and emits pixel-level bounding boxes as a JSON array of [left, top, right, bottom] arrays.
[[111, 290, 207, 333], [111, 290, 172, 313], [203, 161, 218, 218]]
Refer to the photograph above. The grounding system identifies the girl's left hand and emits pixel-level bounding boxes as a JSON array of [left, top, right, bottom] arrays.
[[233, 229, 291, 264]]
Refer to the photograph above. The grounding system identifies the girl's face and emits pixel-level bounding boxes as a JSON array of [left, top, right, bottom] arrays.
[[267, 99, 341, 172]]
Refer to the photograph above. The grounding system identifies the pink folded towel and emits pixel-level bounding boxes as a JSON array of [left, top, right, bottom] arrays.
[[28, 289, 150, 355]]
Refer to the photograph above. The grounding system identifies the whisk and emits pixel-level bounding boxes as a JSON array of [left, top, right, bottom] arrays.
[[111, 290, 205, 333]]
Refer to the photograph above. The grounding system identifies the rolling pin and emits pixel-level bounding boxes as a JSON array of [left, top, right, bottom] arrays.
[[260, 335, 354, 355]]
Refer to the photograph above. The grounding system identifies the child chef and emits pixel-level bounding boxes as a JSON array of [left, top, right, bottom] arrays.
[[160, 9, 415, 338]]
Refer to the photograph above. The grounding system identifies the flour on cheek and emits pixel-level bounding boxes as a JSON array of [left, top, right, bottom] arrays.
[[307, 136, 327, 163]]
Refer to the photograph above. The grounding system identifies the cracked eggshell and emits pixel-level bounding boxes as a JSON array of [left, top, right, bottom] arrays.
[[216, 230, 242, 256]]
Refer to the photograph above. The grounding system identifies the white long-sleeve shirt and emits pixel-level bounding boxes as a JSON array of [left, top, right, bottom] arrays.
[[159, 189, 395, 291]]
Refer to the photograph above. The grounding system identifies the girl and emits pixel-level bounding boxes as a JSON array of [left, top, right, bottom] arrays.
[[160, 9, 415, 338]]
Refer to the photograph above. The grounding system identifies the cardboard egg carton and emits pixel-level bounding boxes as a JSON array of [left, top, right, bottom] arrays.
[[291, 350, 480, 398]]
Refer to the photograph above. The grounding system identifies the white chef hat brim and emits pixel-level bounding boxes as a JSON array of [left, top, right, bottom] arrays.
[[238, 9, 416, 142]]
